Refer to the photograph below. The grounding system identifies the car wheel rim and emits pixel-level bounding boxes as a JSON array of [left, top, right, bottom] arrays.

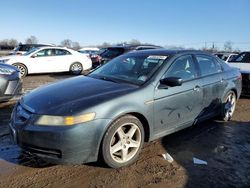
[[109, 123, 141, 164], [224, 93, 236, 119], [71, 64, 82, 72], [15, 65, 25, 76]]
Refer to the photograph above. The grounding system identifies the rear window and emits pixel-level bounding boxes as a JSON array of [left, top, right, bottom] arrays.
[[101, 48, 125, 58], [18, 45, 33, 52]]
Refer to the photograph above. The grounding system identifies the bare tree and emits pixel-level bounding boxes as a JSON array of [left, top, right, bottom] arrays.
[[99, 42, 111, 48], [25, 35, 38, 44], [130, 39, 141, 45], [72, 42, 80, 50], [224, 41, 233, 52], [8, 39, 18, 47], [61, 39, 72, 48], [0, 39, 9, 46]]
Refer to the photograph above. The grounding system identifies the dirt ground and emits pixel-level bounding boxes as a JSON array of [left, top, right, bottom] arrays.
[[0, 73, 250, 188]]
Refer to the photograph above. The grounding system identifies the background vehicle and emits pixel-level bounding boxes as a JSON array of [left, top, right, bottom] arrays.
[[0, 46, 92, 77], [78, 47, 99, 56], [227, 51, 250, 95], [214, 52, 238, 62], [95, 44, 163, 67], [0, 63, 22, 102], [10, 50, 241, 168], [9, 43, 54, 55]]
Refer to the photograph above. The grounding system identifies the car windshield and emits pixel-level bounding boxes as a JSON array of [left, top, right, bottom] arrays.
[[89, 54, 168, 85], [23, 47, 39, 56]]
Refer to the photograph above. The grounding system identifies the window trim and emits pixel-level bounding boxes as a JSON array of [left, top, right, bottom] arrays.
[[194, 54, 223, 78], [161, 54, 199, 83]]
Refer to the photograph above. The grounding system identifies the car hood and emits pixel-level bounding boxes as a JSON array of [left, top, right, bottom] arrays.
[[21, 76, 138, 115]]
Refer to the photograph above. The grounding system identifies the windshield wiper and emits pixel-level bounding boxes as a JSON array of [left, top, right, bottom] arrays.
[[98, 76, 119, 83]]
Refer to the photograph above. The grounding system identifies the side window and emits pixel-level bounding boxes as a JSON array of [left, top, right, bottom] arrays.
[[196, 55, 222, 76], [55, 49, 71, 56], [35, 49, 54, 57], [164, 55, 197, 81], [35, 49, 46, 57]]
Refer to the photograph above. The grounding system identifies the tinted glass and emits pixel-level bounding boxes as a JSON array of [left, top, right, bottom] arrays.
[[89, 54, 168, 85], [164, 55, 197, 81], [229, 52, 250, 63], [101, 48, 125, 58], [196, 55, 222, 76]]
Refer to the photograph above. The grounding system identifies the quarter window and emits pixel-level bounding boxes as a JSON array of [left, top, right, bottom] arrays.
[[196, 55, 222, 76], [55, 49, 71, 56], [164, 55, 197, 81]]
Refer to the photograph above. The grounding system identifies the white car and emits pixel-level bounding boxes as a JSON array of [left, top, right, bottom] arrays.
[[0, 46, 92, 77]]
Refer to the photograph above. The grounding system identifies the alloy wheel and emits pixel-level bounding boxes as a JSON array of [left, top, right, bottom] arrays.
[[224, 92, 236, 120], [109, 122, 142, 163]]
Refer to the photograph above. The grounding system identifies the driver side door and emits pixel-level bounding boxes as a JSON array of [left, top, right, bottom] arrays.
[[153, 55, 204, 137]]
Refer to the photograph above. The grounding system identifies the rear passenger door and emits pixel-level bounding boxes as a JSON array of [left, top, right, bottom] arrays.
[[194, 54, 226, 118]]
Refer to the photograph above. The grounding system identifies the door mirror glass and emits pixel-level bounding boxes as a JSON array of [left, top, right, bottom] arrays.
[[160, 77, 183, 87]]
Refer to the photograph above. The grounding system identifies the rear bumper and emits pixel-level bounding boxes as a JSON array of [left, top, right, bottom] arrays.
[[241, 73, 250, 95], [9, 118, 112, 164]]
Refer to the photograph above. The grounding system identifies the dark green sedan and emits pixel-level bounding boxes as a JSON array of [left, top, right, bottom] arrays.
[[10, 50, 242, 168]]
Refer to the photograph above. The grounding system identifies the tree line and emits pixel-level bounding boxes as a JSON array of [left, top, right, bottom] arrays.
[[0, 36, 240, 52]]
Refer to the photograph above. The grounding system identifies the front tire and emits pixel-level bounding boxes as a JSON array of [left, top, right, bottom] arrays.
[[70, 62, 83, 75], [13, 63, 28, 77], [220, 91, 236, 121], [101, 115, 144, 168]]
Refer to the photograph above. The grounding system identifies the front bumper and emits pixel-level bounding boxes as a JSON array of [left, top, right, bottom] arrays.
[[9, 104, 112, 164]]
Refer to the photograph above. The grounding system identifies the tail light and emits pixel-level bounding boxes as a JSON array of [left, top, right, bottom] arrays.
[[96, 55, 102, 62]]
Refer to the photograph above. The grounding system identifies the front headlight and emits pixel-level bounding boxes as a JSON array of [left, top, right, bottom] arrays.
[[0, 67, 15, 75], [35, 112, 96, 126]]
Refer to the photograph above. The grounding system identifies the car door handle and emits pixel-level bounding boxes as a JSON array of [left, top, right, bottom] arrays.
[[193, 85, 200, 91]]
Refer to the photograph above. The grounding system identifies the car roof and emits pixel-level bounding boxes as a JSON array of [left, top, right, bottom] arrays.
[[106, 44, 162, 50], [35, 46, 72, 50], [127, 49, 210, 56]]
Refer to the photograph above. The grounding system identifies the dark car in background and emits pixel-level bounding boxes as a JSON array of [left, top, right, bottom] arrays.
[[227, 51, 250, 95], [10, 50, 241, 168], [9, 43, 54, 55], [0, 63, 22, 102], [93, 44, 162, 67], [214, 52, 238, 62]]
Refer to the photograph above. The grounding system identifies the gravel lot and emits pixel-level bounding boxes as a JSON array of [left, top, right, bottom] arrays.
[[0, 73, 250, 188]]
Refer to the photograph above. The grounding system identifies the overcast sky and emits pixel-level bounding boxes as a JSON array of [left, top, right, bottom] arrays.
[[1, 0, 250, 50]]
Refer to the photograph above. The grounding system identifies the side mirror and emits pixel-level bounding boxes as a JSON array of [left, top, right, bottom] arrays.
[[31, 54, 37, 58], [159, 77, 183, 88]]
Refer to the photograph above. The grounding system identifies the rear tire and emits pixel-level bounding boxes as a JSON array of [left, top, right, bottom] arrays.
[[13, 63, 27, 77], [101, 115, 144, 168], [220, 91, 236, 121], [70, 62, 83, 75]]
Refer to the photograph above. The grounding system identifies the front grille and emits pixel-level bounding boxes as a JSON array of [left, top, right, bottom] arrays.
[[13, 103, 33, 125], [22, 143, 62, 158]]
